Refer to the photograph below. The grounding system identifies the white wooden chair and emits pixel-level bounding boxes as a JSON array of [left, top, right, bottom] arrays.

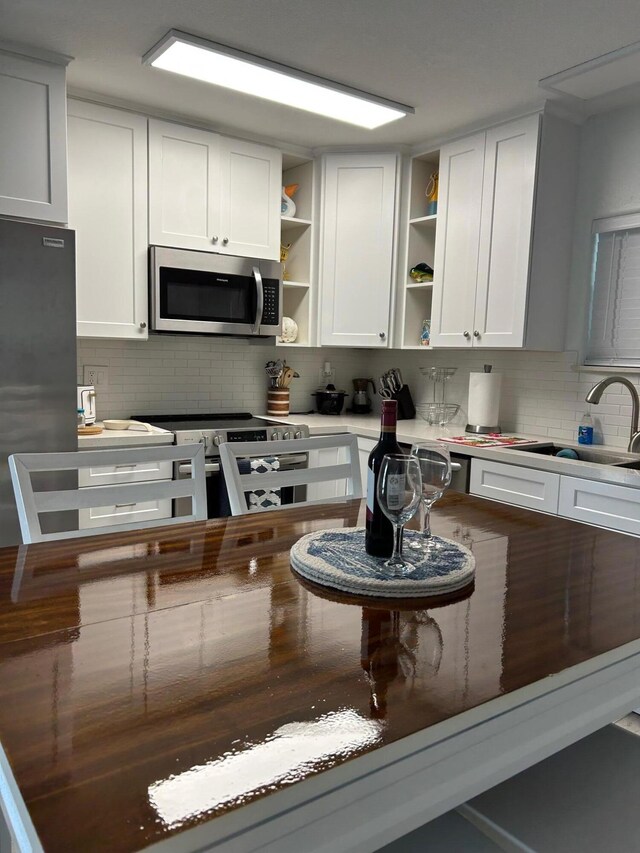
[[9, 444, 207, 543], [219, 434, 362, 516]]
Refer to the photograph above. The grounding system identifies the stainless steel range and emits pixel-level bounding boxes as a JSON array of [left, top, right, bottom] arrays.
[[131, 413, 310, 517]]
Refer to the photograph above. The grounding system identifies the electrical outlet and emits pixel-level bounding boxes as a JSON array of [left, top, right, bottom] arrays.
[[83, 365, 109, 386]]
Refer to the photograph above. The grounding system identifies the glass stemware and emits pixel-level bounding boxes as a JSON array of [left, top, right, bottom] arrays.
[[409, 441, 452, 552], [376, 454, 422, 577]]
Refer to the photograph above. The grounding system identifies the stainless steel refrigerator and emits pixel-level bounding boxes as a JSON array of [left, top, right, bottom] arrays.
[[0, 218, 78, 547]]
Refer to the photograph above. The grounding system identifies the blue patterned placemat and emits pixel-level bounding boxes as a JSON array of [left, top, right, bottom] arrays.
[[291, 527, 475, 598]]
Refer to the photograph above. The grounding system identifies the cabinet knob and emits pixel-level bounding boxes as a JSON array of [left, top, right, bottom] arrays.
[[463, 330, 470, 339], [211, 235, 219, 243], [139, 322, 147, 330], [379, 331, 386, 340], [222, 237, 229, 245], [473, 330, 480, 338]]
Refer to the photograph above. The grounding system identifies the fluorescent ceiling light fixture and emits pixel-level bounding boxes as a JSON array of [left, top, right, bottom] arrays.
[[539, 40, 640, 100], [143, 29, 413, 129]]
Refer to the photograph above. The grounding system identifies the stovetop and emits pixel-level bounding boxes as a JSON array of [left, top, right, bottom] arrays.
[[130, 413, 281, 432]]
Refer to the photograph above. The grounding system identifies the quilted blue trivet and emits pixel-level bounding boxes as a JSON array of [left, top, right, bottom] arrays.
[[290, 527, 475, 598]]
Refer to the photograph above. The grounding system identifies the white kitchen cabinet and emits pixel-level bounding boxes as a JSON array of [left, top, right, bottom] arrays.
[[357, 437, 376, 495], [218, 136, 281, 260], [558, 476, 640, 536], [431, 112, 578, 350], [68, 100, 149, 339], [148, 119, 221, 252], [319, 153, 398, 347], [149, 120, 281, 259], [470, 458, 560, 514], [306, 444, 349, 502], [78, 442, 173, 531], [0, 49, 68, 222]]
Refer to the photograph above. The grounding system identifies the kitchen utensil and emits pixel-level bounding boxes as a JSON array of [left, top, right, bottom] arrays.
[[267, 389, 290, 416], [415, 403, 460, 426], [352, 378, 375, 414], [77, 385, 97, 425], [312, 385, 349, 415]]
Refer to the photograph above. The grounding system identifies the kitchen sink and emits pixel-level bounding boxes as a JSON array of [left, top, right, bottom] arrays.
[[505, 443, 640, 468]]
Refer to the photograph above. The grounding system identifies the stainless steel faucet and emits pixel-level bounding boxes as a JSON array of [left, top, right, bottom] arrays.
[[585, 376, 640, 453]]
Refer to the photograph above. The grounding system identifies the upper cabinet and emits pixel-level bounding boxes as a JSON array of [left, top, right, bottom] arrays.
[[430, 112, 578, 350], [68, 100, 149, 339], [148, 120, 281, 260], [0, 50, 68, 223], [319, 153, 398, 348]]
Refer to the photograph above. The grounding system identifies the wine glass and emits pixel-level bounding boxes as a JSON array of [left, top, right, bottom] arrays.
[[409, 441, 452, 552], [376, 454, 422, 577]]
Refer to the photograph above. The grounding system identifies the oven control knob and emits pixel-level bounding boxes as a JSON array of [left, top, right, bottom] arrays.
[[283, 430, 291, 440], [212, 435, 222, 446], [294, 430, 303, 439], [271, 430, 279, 440]]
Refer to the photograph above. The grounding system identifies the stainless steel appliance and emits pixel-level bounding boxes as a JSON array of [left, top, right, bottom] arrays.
[[77, 385, 97, 424], [150, 247, 282, 337], [0, 218, 78, 547], [352, 378, 375, 414], [132, 413, 310, 517]]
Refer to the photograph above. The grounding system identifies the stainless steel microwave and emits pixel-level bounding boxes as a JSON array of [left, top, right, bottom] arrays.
[[150, 247, 282, 337]]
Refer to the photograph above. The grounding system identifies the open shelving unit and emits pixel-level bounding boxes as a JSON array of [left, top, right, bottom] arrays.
[[396, 149, 440, 349], [277, 154, 315, 348]]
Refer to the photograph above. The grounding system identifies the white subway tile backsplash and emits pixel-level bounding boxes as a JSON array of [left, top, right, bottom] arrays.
[[77, 338, 640, 447]]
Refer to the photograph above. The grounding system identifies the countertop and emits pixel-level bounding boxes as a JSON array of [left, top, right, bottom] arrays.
[[77, 422, 174, 449], [1, 496, 640, 852], [259, 413, 640, 489]]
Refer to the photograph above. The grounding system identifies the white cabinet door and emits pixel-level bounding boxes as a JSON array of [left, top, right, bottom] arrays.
[[148, 119, 221, 251], [0, 51, 67, 222], [218, 136, 281, 260], [68, 101, 149, 339], [474, 115, 539, 348], [430, 133, 485, 348], [558, 476, 640, 536], [357, 437, 376, 495], [320, 153, 398, 348], [470, 459, 560, 514], [306, 445, 349, 502]]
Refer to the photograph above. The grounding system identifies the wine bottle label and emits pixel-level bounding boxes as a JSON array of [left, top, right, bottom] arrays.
[[366, 466, 375, 516], [387, 474, 405, 510]]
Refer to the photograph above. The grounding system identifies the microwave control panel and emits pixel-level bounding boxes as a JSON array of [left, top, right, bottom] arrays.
[[262, 279, 280, 326]]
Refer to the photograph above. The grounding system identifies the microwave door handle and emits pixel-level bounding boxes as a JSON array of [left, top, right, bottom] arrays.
[[252, 266, 264, 334]]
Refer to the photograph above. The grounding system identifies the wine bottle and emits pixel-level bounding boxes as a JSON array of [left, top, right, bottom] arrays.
[[365, 400, 402, 557]]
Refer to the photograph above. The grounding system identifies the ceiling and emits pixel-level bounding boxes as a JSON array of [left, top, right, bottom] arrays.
[[2, 0, 640, 150]]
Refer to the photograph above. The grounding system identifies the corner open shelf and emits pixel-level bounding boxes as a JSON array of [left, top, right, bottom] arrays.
[[277, 154, 316, 349], [397, 148, 440, 348]]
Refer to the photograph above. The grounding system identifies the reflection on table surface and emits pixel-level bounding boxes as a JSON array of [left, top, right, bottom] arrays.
[[0, 493, 639, 852]]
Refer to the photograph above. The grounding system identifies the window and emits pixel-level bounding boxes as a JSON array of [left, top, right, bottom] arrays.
[[587, 212, 640, 367]]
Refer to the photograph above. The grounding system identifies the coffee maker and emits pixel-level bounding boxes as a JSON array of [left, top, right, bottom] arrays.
[[352, 378, 376, 414]]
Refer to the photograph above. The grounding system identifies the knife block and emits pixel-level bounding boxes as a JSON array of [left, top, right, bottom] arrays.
[[391, 385, 416, 420]]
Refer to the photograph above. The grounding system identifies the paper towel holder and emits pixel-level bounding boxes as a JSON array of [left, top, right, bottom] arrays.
[[465, 364, 501, 434]]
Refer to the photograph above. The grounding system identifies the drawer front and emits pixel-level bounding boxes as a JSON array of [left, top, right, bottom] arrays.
[[558, 476, 640, 536], [470, 459, 560, 513], [78, 460, 173, 487], [79, 499, 172, 530]]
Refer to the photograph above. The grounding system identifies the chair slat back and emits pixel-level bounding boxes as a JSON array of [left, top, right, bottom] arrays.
[[9, 444, 207, 543], [219, 434, 362, 516]]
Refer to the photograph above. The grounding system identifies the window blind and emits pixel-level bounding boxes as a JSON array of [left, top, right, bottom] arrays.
[[587, 224, 640, 366]]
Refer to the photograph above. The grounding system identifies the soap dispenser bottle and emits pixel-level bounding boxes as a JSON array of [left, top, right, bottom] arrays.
[[578, 412, 594, 445]]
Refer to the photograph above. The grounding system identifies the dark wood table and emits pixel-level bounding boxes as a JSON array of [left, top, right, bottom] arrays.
[[1, 494, 640, 853]]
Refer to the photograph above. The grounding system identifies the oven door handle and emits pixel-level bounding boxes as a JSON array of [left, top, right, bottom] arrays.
[[252, 266, 264, 335], [179, 462, 220, 475]]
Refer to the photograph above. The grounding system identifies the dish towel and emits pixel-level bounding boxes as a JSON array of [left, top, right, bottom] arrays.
[[244, 456, 281, 512]]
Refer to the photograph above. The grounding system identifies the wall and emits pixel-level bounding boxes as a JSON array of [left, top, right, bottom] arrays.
[[77, 336, 368, 419], [368, 348, 635, 449]]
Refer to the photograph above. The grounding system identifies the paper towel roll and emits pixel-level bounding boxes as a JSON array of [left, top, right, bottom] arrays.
[[467, 372, 502, 430]]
